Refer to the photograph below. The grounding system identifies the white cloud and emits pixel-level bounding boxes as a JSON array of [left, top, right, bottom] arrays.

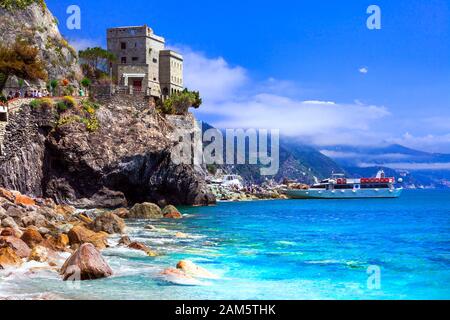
[[359, 67, 369, 74], [389, 132, 450, 154], [68, 38, 102, 51], [174, 46, 248, 103], [358, 162, 450, 171]]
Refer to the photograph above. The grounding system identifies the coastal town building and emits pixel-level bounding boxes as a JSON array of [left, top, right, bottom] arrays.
[[107, 25, 184, 98]]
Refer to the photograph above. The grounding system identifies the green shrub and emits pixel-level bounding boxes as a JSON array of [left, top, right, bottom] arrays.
[[62, 96, 76, 108], [30, 99, 41, 109], [158, 89, 202, 115], [39, 97, 53, 110], [56, 101, 67, 112]]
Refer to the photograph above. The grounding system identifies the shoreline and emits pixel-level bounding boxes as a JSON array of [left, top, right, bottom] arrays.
[[0, 188, 219, 300]]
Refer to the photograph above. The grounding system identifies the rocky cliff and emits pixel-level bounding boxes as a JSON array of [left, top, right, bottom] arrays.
[[0, 95, 215, 207], [0, 1, 82, 84]]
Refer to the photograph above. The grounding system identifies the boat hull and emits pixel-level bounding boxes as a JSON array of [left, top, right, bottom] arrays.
[[285, 188, 403, 199]]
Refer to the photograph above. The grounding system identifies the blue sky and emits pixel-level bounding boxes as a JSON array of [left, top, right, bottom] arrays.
[[46, 0, 450, 153]]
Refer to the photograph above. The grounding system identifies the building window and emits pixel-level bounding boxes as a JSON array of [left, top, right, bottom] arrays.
[[132, 57, 139, 62], [121, 42, 126, 50], [121, 57, 127, 64], [153, 58, 158, 63]]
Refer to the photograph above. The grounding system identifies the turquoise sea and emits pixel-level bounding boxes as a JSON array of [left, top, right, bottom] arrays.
[[1, 190, 449, 300]]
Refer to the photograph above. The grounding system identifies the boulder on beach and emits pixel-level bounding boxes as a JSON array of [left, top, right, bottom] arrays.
[[55, 205, 76, 217], [162, 205, 182, 219], [176, 260, 219, 279], [60, 243, 113, 281], [128, 241, 158, 257], [111, 208, 129, 219], [89, 212, 126, 234], [0, 247, 23, 269], [175, 232, 188, 239], [68, 226, 108, 250], [21, 227, 44, 249], [128, 203, 163, 219], [43, 234, 70, 252], [28, 245, 58, 264], [0, 236, 31, 258]]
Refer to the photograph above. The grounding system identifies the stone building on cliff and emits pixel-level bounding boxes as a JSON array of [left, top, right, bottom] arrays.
[[107, 25, 184, 99]]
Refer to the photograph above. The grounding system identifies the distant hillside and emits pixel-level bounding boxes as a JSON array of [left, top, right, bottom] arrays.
[[200, 123, 344, 184]]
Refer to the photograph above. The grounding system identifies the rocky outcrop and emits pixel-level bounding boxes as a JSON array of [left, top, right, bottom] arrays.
[[60, 243, 113, 281], [162, 205, 182, 219], [89, 212, 126, 234], [128, 202, 162, 219], [0, 2, 82, 85], [0, 101, 215, 207]]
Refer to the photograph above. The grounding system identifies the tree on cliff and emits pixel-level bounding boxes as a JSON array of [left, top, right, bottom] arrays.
[[78, 47, 116, 80], [159, 89, 202, 115], [0, 41, 48, 92]]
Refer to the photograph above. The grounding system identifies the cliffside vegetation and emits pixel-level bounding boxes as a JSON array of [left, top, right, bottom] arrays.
[[79, 47, 116, 81], [158, 89, 202, 115], [0, 0, 46, 11], [0, 40, 48, 92]]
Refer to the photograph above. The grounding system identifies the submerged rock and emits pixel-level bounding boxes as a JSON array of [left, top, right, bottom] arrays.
[[128, 242, 158, 257], [60, 243, 113, 281], [89, 212, 126, 234], [128, 203, 163, 219], [118, 235, 131, 246], [176, 260, 219, 279], [162, 205, 182, 219]]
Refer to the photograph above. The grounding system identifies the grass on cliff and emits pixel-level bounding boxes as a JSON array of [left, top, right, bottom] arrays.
[[0, 0, 46, 11], [30, 97, 101, 133], [56, 99, 100, 133]]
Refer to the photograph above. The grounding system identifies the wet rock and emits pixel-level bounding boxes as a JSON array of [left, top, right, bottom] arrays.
[[128, 203, 163, 219], [21, 227, 44, 248], [60, 243, 113, 281], [128, 242, 157, 257], [162, 205, 182, 219], [68, 225, 108, 250], [78, 213, 93, 225], [89, 212, 126, 234], [0, 247, 22, 269], [176, 260, 218, 279], [28, 245, 58, 264], [111, 208, 129, 219], [0, 236, 31, 258], [160, 268, 203, 286], [118, 235, 131, 246]]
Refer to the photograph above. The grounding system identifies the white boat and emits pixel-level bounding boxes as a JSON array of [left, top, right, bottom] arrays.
[[220, 175, 244, 189], [285, 171, 403, 199]]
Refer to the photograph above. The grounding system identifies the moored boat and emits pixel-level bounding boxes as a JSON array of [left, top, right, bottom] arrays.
[[284, 171, 403, 199]]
